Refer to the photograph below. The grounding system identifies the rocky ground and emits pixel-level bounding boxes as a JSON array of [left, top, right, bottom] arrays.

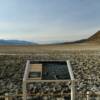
[[0, 52, 100, 99]]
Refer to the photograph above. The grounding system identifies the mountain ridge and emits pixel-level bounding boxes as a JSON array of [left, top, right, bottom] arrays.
[[86, 31, 100, 43], [0, 39, 36, 45], [62, 30, 100, 44]]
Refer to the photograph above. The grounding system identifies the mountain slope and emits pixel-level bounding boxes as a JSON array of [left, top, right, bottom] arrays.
[[62, 31, 100, 44], [86, 31, 100, 43]]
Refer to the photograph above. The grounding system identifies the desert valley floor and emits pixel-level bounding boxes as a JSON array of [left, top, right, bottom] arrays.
[[0, 43, 100, 100]]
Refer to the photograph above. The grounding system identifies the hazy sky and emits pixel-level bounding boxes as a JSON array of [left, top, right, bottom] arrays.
[[0, 0, 100, 43]]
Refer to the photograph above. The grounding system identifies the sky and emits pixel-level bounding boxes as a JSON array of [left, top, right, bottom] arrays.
[[0, 0, 100, 44]]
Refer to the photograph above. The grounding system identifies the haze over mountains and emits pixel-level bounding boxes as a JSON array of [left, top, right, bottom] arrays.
[[0, 31, 100, 45]]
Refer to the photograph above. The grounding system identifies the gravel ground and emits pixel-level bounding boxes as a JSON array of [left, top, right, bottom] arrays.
[[0, 53, 100, 99]]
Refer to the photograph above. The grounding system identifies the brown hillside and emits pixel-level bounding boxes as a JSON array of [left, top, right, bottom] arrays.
[[62, 31, 100, 44], [86, 31, 100, 43]]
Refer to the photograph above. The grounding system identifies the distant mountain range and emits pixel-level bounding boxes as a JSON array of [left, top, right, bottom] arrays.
[[0, 40, 36, 45], [0, 31, 100, 45]]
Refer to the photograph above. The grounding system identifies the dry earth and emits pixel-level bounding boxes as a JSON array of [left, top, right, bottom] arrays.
[[0, 43, 100, 100]]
